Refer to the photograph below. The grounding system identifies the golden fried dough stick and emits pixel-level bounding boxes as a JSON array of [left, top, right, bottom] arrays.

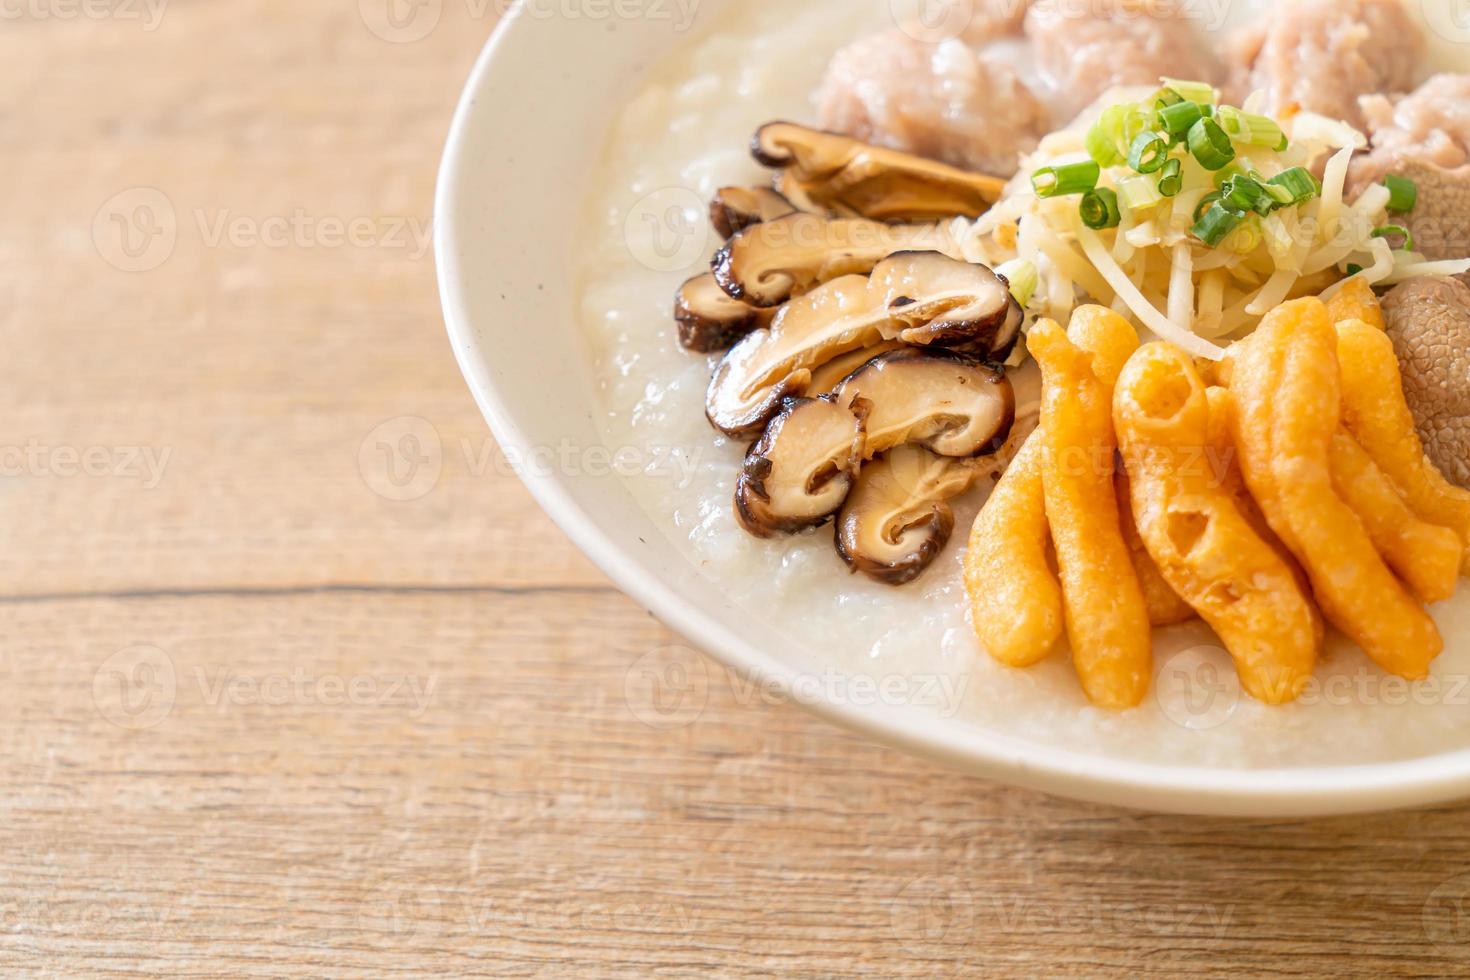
[[1335, 317, 1470, 572], [1117, 472, 1195, 627], [1207, 385, 1320, 624], [1115, 343, 1319, 703], [1230, 299, 1441, 679], [1328, 431, 1463, 604], [1067, 304, 1139, 387], [1323, 277, 1385, 331], [964, 435, 1062, 667], [1029, 317, 1150, 708]]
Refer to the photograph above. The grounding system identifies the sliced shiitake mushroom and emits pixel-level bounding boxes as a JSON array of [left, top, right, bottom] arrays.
[[706, 252, 1021, 436], [709, 186, 800, 239], [752, 122, 1007, 223], [711, 212, 946, 308], [835, 348, 1014, 459], [675, 273, 777, 353], [873, 251, 1023, 360], [735, 395, 866, 537], [835, 445, 979, 586], [805, 340, 905, 394]]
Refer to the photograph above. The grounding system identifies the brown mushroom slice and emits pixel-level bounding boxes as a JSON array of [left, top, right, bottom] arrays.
[[709, 186, 801, 239], [706, 255, 1025, 437], [835, 348, 1015, 459], [711, 212, 946, 308], [735, 396, 866, 537], [707, 274, 888, 437], [675, 273, 777, 353], [752, 121, 1007, 223], [835, 445, 979, 585], [873, 250, 1023, 361], [805, 340, 906, 394]]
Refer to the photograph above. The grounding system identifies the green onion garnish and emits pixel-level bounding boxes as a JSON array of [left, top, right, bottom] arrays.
[[1265, 167, 1320, 206], [995, 258, 1038, 308], [1032, 160, 1100, 198], [1158, 100, 1205, 138], [1187, 117, 1235, 170], [1215, 106, 1289, 151], [1373, 224, 1416, 251], [1118, 174, 1163, 211], [1152, 87, 1184, 111], [1346, 263, 1364, 275], [1157, 158, 1183, 197], [1385, 174, 1418, 213], [1221, 175, 1275, 217], [1192, 202, 1245, 247], [1080, 187, 1122, 230], [1160, 77, 1216, 105], [1085, 123, 1125, 167], [1127, 131, 1170, 174], [1193, 191, 1224, 223]]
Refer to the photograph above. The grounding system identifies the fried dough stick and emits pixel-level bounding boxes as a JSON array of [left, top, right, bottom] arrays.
[[1328, 431, 1462, 604], [965, 306, 1146, 668], [1030, 316, 1150, 708], [1115, 343, 1319, 703], [1335, 318, 1470, 574], [1230, 299, 1441, 680]]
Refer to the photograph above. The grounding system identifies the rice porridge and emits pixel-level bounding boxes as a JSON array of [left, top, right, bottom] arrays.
[[573, 0, 1470, 767]]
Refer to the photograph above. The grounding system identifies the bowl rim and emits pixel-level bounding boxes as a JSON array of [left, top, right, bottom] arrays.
[[434, 7, 1470, 817]]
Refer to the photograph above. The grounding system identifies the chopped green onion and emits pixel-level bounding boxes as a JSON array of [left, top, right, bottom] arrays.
[[1187, 117, 1236, 170], [1346, 263, 1364, 276], [1127, 131, 1170, 174], [1085, 123, 1125, 167], [1157, 158, 1183, 197], [1265, 167, 1320, 206], [995, 258, 1038, 308], [1089, 103, 1152, 166], [1215, 106, 1289, 150], [1118, 174, 1164, 210], [1221, 175, 1275, 217], [1385, 174, 1418, 213], [1032, 160, 1100, 198], [1160, 77, 1216, 105], [1193, 191, 1224, 223], [1080, 187, 1121, 229], [1152, 87, 1184, 111], [1158, 100, 1205, 138], [1192, 202, 1244, 247], [1373, 224, 1416, 251], [1211, 162, 1246, 189]]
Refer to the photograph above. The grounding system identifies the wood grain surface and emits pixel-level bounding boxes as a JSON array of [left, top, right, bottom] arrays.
[[6, 2, 1470, 977]]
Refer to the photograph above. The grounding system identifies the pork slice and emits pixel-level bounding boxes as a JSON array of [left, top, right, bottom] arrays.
[[1023, 0, 1222, 122], [1228, 0, 1421, 129], [1381, 276, 1470, 488], [814, 29, 1048, 178]]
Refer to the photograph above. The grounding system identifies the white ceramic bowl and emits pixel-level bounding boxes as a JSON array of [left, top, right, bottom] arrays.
[[436, 0, 1470, 816]]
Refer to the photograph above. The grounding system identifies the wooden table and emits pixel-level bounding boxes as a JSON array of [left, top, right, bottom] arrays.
[[6, 3, 1470, 976]]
